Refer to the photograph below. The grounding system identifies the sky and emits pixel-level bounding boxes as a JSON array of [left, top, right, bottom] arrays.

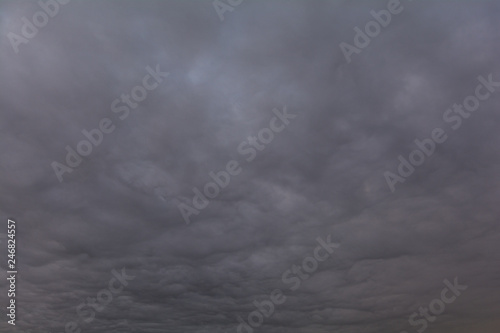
[[1, 0, 500, 332]]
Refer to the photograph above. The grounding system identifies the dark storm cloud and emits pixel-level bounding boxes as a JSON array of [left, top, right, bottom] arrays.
[[1, 0, 500, 332]]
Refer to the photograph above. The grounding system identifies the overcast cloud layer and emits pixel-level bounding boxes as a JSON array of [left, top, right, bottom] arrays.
[[1, 0, 500, 332]]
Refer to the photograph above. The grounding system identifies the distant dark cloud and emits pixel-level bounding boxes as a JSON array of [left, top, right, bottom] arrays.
[[1, 0, 500, 332]]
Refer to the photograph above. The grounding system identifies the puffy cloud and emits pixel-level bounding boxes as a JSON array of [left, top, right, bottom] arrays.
[[1, 0, 500, 332]]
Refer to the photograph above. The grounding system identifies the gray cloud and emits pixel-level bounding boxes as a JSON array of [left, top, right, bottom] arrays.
[[1, 0, 500, 332]]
